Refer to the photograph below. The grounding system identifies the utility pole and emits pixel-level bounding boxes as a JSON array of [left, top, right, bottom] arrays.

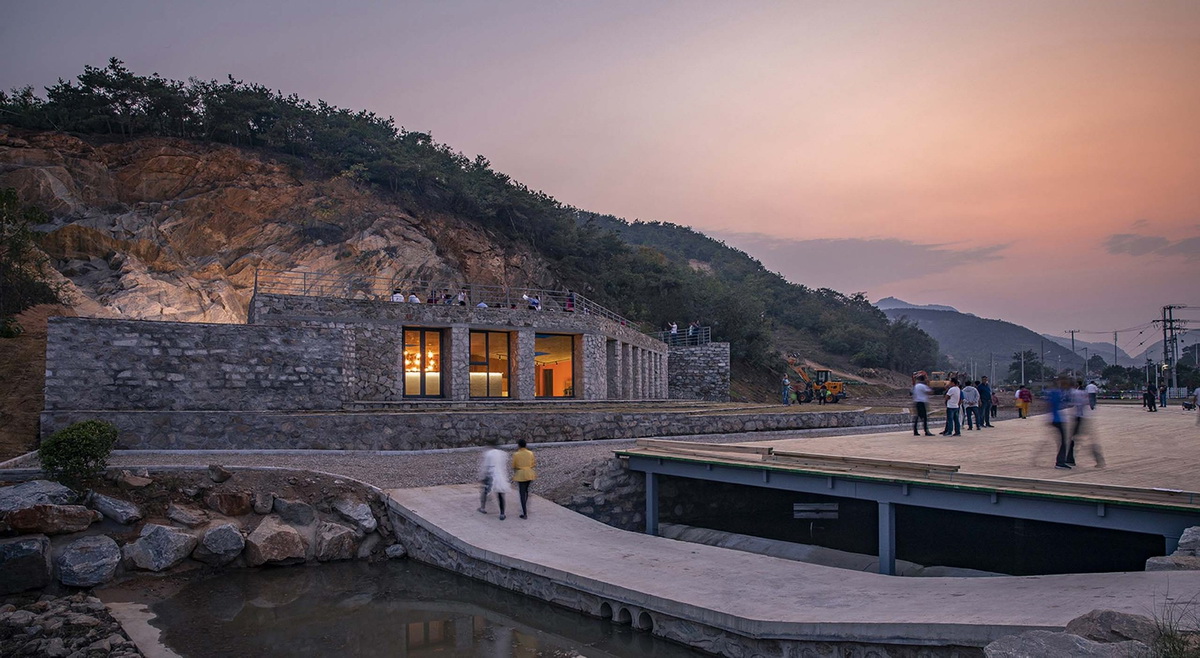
[[1040, 340, 1046, 388], [990, 352, 994, 383], [1020, 351, 1025, 385], [1113, 331, 1118, 370], [1083, 347, 1089, 379], [1065, 329, 1080, 378], [1159, 305, 1189, 394]]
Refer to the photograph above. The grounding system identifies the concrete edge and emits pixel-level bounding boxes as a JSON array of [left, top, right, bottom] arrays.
[[383, 487, 1042, 647]]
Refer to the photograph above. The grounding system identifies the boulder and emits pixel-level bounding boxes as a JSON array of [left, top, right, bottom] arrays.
[[1145, 555, 1200, 571], [245, 516, 306, 566], [1176, 526, 1200, 556], [315, 522, 357, 562], [57, 535, 121, 587], [208, 464, 232, 483], [0, 535, 52, 595], [192, 523, 245, 566], [123, 524, 198, 572], [205, 491, 252, 516], [252, 491, 274, 515], [332, 497, 377, 535], [272, 498, 315, 526], [118, 471, 153, 489], [1064, 609, 1160, 646], [0, 480, 75, 513], [6, 504, 100, 534], [86, 492, 143, 525], [167, 504, 208, 528], [384, 544, 407, 560], [985, 630, 1149, 657]]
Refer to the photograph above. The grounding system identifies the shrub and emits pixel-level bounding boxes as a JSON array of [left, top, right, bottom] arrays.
[[38, 420, 118, 485], [0, 318, 23, 338]]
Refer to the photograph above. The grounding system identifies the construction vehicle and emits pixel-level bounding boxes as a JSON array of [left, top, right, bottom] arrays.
[[785, 356, 847, 403], [912, 370, 959, 395]]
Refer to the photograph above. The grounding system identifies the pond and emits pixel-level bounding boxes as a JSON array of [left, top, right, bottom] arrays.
[[148, 561, 705, 657]]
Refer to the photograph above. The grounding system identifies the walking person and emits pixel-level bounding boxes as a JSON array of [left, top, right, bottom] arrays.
[[780, 374, 792, 405], [1048, 376, 1075, 469], [961, 380, 980, 430], [511, 439, 537, 519], [1144, 384, 1157, 412], [912, 375, 934, 436], [1085, 380, 1099, 411], [978, 377, 994, 427], [478, 439, 511, 520], [1072, 380, 1104, 467], [1017, 385, 1033, 419], [942, 378, 962, 436]]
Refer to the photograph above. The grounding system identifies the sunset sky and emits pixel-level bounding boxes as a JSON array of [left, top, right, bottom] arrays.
[[4, 1, 1198, 340]]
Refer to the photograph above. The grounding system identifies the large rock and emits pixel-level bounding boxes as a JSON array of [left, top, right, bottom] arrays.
[[1145, 555, 1200, 571], [86, 492, 143, 525], [245, 516, 307, 566], [273, 498, 315, 526], [123, 524, 198, 572], [315, 522, 357, 562], [1064, 609, 1160, 646], [205, 491, 252, 516], [0, 535, 51, 595], [1176, 526, 1200, 556], [58, 535, 121, 587], [253, 491, 274, 515], [192, 523, 245, 566], [0, 480, 75, 513], [6, 504, 100, 534], [167, 504, 208, 528], [985, 630, 1149, 657], [208, 464, 233, 483], [332, 497, 377, 535]]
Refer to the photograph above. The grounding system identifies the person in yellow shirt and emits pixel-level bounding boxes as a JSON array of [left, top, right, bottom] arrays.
[[511, 439, 537, 519]]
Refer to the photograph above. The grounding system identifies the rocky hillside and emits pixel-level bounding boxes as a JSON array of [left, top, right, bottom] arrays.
[[0, 126, 551, 323]]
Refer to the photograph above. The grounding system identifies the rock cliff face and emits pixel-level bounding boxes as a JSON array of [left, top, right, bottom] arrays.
[[0, 126, 551, 323]]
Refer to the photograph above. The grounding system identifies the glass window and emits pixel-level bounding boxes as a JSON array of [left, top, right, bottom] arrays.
[[470, 331, 509, 398], [534, 334, 574, 397], [403, 329, 443, 397]]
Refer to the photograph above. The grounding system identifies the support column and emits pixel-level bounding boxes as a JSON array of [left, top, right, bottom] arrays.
[[642, 351, 650, 398], [630, 347, 641, 400], [606, 339, 620, 400], [645, 472, 658, 535], [449, 325, 470, 401], [581, 334, 606, 400], [621, 343, 632, 400], [878, 501, 896, 575], [512, 329, 536, 400]]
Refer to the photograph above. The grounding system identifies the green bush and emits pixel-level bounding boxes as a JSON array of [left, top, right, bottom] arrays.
[[0, 318, 24, 338], [38, 420, 118, 484]]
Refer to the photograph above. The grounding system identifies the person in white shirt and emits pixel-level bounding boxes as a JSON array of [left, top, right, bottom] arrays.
[[942, 378, 962, 436], [477, 439, 511, 520], [390, 288, 404, 303], [1072, 380, 1105, 467], [1085, 381, 1099, 410], [961, 381, 981, 430], [407, 292, 421, 304], [912, 375, 934, 436]]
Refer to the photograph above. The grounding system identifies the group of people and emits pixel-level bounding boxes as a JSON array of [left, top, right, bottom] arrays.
[[911, 375, 998, 436], [779, 376, 834, 405], [392, 288, 470, 306], [912, 375, 1105, 469], [665, 320, 703, 345], [477, 439, 538, 520]]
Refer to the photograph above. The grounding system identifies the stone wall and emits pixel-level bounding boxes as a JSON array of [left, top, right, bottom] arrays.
[[44, 317, 348, 412], [40, 408, 909, 450], [668, 343, 731, 402]]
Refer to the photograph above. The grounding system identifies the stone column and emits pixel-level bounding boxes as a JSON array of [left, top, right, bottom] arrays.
[[878, 501, 896, 576], [630, 347, 641, 400], [641, 350, 649, 399], [512, 329, 536, 400], [581, 334, 606, 400], [606, 339, 620, 400], [621, 343, 632, 400], [645, 471, 658, 535], [448, 325, 470, 401]]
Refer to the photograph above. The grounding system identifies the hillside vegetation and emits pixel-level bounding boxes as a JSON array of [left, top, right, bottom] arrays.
[[1, 59, 938, 380]]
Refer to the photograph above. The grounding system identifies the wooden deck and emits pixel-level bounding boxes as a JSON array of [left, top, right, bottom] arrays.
[[626, 404, 1200, 510]]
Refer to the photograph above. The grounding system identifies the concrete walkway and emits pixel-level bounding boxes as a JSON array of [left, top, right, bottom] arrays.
[[388, 484, 1200, 648]]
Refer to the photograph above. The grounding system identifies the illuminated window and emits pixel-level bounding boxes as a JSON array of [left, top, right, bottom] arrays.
[[403, 329, 442, 397], [470, 331, 509, 398], [534, 334, 574, 398]]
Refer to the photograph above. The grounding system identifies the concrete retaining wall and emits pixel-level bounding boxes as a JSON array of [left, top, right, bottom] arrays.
[[39, 409, 910, 450]]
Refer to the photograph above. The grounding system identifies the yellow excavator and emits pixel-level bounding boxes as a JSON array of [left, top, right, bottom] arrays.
[[785, 356, 847, 403]]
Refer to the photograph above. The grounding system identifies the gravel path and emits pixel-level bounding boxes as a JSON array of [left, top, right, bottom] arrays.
[[12, 424, 906, 504]]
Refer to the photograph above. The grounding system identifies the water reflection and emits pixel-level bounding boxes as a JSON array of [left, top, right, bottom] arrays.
[[151, 561, 700, 657]]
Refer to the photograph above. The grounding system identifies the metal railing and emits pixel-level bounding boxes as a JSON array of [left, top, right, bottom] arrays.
[[650, 326, 712, 347], [253, 268, 643, 330]]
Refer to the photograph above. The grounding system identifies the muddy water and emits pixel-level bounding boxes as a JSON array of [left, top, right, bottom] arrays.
[[149, 561, 703, 657]]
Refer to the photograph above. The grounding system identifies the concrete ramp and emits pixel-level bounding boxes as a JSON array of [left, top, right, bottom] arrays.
[[386, 484, 1200, 653]]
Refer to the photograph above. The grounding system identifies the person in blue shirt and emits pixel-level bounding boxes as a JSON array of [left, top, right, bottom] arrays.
[[1048, 376, 1076, 469], [977, 377, 994, 428]]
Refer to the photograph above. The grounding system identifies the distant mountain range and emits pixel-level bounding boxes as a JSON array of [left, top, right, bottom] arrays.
[[874, 297, 962, 314]]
